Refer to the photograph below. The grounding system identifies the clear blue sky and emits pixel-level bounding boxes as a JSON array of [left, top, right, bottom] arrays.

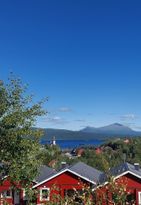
[[1, 0, 141, 130]]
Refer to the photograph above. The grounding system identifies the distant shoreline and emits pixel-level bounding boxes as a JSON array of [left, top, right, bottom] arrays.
[[40, 139, 104, 149]]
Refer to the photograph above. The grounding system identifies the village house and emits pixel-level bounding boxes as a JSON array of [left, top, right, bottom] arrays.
[[97, 162, 141, 205], [0, 177, 25, 205], [33, 162, 102, 204]]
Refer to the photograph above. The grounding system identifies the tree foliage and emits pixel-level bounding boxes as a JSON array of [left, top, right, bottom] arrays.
[[0, 75, 47, 187]]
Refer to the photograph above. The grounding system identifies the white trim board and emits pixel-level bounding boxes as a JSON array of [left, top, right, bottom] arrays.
[[114, 170, 141, 181], [95, 170, 141, 190]]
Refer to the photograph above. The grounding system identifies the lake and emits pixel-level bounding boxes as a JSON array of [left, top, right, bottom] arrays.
[[40, 139, 104, 149]]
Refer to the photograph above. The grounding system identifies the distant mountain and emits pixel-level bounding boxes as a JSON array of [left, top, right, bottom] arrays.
[[41, 128, 104, 141], [40, 123, 141, 141], [81, 123, 141, 136]]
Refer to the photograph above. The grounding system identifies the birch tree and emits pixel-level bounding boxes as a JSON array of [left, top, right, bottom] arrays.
[[0, 75, 47, 188]]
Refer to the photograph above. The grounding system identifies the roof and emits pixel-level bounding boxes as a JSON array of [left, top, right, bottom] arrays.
[[33, 161, 102, 188], [99, 162, 141, 184], [35, 165, 57, 183], [69, 162, 102, 184], [111, 162, 141, 176]]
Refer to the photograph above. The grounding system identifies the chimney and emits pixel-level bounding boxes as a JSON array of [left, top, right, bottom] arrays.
[[61, 161, 67, 169], [134, 163, 140, 171]]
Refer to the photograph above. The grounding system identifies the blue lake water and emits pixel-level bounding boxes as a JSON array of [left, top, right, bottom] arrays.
[[41, 139, 104, 149]]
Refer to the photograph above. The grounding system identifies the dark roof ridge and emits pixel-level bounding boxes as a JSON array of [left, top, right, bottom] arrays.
[[70, 161, 102, 170], [125, 162, 132, 171]]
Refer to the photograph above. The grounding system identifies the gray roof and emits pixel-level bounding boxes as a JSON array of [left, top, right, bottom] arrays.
[[99, 162, 141, 184], [35, 165, 57, 183], [68, 162, 103, 184]]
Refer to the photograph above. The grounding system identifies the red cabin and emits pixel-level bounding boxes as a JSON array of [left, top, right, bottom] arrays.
[[0, 177, 25, 205], [33, 162, 102, 204], [97, 162, 141, 205]]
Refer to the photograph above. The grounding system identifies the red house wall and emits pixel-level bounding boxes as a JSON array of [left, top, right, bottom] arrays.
[[0, 178, 25, 205], [96, 173, 141, 205], [36, 171, 89, 204], [122, 174, 141, 205], [0, 178, 13, 205]]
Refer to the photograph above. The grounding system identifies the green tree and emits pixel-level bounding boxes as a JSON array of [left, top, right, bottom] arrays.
[[40, 144, 61, 167], [0, 75, 47, 188]]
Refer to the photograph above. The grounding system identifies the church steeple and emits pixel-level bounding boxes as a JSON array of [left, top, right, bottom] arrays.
[[51, 136, 56, 146]]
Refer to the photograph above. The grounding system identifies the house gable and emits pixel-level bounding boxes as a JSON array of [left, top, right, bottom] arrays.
[[33, 168, 96, 189], [37, 171, 91, 188], [35, 170, 93, 204], [118, 173, 141, 190]]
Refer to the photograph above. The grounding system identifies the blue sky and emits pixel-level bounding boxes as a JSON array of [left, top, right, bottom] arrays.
[[1, 0, 141, 130]]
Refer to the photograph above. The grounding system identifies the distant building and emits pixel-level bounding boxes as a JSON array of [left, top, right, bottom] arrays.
[[95, 147, 102, 154], [76, 148, 85, 157], [124, 138, 130, 144], [50, 136, 56, 146], [64, 152, 73, 159]]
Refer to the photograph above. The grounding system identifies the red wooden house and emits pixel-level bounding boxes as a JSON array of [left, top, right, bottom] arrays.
[[0, 176, 25, 205], [33, 162, 102, 204], [0, 165, 58, 205], [97, 162, 141, 205]]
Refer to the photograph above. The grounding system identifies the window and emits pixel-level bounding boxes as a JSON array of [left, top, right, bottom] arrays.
[[22, 189, 28, 200], [65, 189, 75, 197], [138, 192, 141, 205], [65, 189, 83, 204], [40, 188, 50, 201], [2, 190, 12, 198], [126, 193, 135, 203]]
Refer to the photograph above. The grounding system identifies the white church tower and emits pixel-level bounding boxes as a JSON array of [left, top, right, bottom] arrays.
[[51, 136, 56, 146]]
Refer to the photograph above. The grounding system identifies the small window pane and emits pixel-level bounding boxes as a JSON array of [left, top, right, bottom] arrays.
[[3, 190, 11, 198], [41, 188, 50, 201]]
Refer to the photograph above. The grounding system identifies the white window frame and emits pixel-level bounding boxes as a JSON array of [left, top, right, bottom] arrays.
[[138, 192, 141, 205], [40, 188, 50, 201], [2, 190, 12, 198], [22, 188, 28, 200]]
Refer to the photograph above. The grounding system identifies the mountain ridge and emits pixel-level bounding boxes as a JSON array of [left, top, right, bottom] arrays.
[[40, 123, 141, 141], [81, 123, 135, 135]]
